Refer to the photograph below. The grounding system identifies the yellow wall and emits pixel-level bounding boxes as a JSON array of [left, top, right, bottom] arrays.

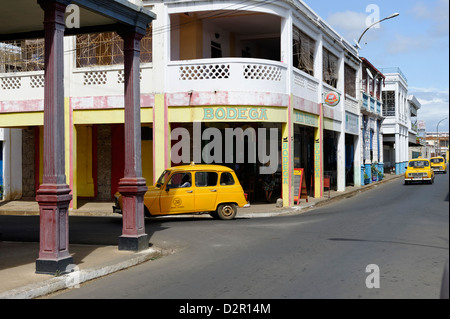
[[179, 13, 203, 60], [76, 125, 95, 197], [141, 125, 154, 187]]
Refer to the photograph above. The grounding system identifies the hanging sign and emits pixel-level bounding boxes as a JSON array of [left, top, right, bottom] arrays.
[[323, 91, 340, 107]]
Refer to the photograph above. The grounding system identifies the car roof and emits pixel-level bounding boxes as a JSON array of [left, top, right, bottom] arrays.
[[431, 156, 444, 159], [167, 164, 234, 173], [410, 158, 430, 162]]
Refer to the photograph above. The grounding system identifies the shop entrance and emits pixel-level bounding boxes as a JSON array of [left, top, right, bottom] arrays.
[[294, 125, 315, 196], [323, 130, 338, 189], [345, 133, 355, 186], [170, 122, 282, 203]]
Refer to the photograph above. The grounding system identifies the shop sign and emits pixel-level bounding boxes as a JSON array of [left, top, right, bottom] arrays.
[[314, 139, 321, 178], [294, 110, 319, 127], [203, 107, 268, 121], [282, 137, 290, 186], [345, 112, 359, 135], [323, 91, 340, 107]]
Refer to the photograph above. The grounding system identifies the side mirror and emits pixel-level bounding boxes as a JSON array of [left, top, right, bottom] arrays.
[[165, 186, 170, 192]]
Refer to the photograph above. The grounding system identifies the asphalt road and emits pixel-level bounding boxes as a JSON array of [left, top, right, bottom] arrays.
[[50, 172, 448, 299]]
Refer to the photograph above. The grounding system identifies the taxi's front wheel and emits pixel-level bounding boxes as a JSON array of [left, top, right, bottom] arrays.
[[217, 203, 237, 220]]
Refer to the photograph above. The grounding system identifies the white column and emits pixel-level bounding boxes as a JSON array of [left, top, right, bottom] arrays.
[[337, 52, 346, 192], [1, 128, 23, 200], [354, 129, 362, 187], [379, 123, 383, 163]]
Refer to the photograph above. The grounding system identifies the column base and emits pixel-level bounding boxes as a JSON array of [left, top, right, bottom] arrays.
[[118, 234, 149, 252], [36, 256, 74, 275]]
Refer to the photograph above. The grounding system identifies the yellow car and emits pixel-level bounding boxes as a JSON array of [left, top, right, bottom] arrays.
[[113, 164, 247, 220], [404, 158, 435, 185], [430, 156, 447, 174]]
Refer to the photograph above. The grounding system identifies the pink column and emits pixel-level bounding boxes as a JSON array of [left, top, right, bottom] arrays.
[[117, 28, 149, 251], [35, 0, 73, 274]]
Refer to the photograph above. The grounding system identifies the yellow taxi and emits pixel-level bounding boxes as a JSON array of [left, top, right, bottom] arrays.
[[430, 156, 447, 174], [404, 158, 435, 185], [113, 164, 247, 220]]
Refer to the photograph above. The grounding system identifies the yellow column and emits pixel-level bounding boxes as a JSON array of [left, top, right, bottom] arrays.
[[314, 103, 323, 198], [72, 124, 78, 209], [153, 94, 170, 184], [65, 97, 77, 209]]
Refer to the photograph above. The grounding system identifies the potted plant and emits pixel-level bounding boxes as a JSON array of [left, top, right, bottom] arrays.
[[378, 171, 384, 181], [371, 163, 378, 182], [364, 172, 370, 185]]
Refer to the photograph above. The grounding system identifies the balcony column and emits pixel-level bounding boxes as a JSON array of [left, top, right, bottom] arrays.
[[117, 27, 149, 251], [35, 0, 73, 275]]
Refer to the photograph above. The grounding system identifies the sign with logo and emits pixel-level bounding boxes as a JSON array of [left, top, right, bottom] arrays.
[[323, 91, 340, 107], [345, 112, 359, 135]]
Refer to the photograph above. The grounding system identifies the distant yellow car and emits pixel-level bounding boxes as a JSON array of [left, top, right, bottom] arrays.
[[113, 164, 247, 220], [404, 158, 435, 185], [430, 156, 447, 174]]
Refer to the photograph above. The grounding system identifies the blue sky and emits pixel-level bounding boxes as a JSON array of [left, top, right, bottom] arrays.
[[303, 0, 449, 133]]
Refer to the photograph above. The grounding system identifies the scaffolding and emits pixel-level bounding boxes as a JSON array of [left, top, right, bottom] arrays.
[[293, 26, 315, 76], [0, 27, 152, 73], [0, 39, 45, 73]]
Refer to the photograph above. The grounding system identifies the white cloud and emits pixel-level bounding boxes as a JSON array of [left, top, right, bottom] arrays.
[[412, 0, 449, 37], [326, 11, 369, 43], [409, 86, 449, 131], [387, 34, 432, 54]]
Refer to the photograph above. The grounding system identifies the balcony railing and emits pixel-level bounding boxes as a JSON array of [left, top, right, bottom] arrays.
[[383, 107, 395, 117], [379, 67, 408, 84], [0, 71, 45, 101], [0, 65, 154, 104], [166, 58, 288, 95]]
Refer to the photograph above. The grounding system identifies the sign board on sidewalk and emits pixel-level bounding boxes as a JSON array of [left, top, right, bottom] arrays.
[[294, 168, 308, 204]]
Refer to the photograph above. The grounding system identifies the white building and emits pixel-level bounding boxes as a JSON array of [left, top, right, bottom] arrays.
[[0, 0, 364, 207], [380, 67, 410, 174]]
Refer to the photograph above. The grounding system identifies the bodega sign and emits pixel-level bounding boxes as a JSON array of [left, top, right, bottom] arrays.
[[323, 91, 340, 107]]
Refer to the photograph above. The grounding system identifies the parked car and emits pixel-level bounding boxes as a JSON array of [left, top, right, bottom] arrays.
[[430, 156, 447, 174], [113, 164, 247, 220], [404, 158, 435, 185]]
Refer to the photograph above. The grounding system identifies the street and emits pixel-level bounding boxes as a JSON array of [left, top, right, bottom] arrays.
[[46, 172, 449, 300]]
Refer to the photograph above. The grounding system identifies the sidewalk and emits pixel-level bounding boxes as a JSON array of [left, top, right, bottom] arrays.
[[0, 174, 402, 299]]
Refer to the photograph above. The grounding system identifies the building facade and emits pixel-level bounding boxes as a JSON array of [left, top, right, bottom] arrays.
[[0, 0, 364, 210], [360, 58, 384, 184], [380, 67, 410, 175]]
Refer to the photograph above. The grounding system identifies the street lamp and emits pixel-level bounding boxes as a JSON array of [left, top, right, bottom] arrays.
[[437, 117, 448, 156], [355, 12, 400, 48]]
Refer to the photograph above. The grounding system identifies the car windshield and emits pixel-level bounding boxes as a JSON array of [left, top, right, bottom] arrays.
[[409, 160, 429, 168], [431, 158, 444, 163], [156, 170, 171, 187]]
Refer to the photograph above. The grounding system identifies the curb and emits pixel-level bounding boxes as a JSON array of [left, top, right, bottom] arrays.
[[0, 246, 177, 299]]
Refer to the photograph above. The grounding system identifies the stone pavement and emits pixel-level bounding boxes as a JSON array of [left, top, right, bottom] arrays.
[[0, 174, 402, 299]]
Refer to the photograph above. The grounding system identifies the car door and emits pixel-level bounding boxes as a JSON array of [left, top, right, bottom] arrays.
[[160, 172, 195, 214], [194, 171, 219, 212]]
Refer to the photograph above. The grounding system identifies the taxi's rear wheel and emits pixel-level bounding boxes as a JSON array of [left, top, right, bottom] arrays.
[[217, 203, 237, 220], [144, 206, 152, 218]]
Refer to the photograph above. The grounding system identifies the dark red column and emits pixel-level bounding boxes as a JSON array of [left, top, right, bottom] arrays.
[[35, 0, 73, 274], [117, 27, 149, 251]]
